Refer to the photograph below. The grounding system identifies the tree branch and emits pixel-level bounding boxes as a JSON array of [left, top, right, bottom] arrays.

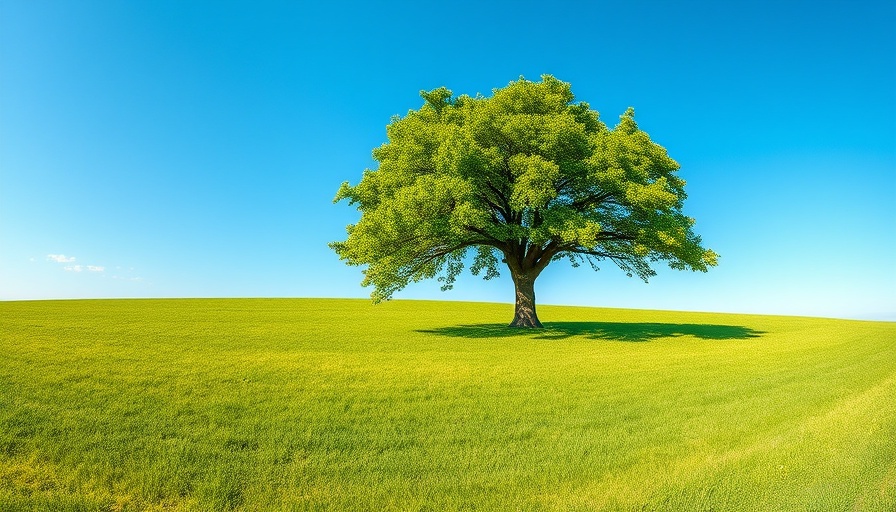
[[571, 191, 614, 211], [399, 240, 484, 280], [475, 192, 509, 223], [533, 240, 561, 271], [484, 180, 513, 222], [597, 231, 636, 241], [563, 248, 613, 258], [463, 225, 509, 251]]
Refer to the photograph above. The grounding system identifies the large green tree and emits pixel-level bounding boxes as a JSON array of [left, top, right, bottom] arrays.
[[331, 76, 717, 328]]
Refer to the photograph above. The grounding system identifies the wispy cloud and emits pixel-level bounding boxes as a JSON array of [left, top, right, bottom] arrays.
[[63, 265, 106, 273], [112, 275, 144, 282], [50, 252, 138, 280]]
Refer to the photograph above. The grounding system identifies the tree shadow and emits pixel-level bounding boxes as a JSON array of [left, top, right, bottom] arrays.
[[418, 321, 765, 342]]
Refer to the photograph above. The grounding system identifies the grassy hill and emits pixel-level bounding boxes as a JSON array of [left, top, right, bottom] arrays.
[[1, 298, 894, 511]]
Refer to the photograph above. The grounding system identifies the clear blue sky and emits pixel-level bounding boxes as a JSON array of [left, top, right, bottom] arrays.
[[2, 0, 894, 320]]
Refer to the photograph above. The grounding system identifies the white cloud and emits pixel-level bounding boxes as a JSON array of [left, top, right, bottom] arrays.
[[49, 254, 130, 277], [62, 264, 107, 273], [113, 275, 144, 282]]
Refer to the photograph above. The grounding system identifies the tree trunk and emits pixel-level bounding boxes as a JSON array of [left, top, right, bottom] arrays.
[[510, 272, 543, 328]]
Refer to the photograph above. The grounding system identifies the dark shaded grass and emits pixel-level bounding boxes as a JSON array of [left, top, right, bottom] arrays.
[[420, 321, 765, 341]]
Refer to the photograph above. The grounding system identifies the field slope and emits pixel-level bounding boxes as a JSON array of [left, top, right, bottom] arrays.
[[1, 298, 894, 511]]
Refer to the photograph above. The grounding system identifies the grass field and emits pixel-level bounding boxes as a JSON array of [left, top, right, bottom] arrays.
[[1, 298, 894, 511]]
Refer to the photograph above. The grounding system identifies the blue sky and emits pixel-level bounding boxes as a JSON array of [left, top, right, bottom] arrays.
[[1, 0, 894, 320]]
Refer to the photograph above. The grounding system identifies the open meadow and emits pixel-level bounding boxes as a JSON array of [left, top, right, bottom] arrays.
[[1, 298, 894, 511]]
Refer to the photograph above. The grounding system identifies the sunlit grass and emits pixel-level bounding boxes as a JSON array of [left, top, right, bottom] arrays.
[[1, 298, 894, 510]]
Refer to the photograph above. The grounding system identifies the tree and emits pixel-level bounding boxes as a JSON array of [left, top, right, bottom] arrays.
[[331, 76, 718, 328]]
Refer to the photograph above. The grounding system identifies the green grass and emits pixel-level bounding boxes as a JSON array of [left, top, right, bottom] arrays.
[[1, 298, 894, 511]]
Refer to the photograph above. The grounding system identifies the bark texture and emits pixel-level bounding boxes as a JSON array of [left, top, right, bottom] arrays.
[[510, 272, 543, 328]]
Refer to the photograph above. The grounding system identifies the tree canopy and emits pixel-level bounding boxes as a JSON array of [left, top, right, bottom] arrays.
[[331, 75, 717, 327]]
